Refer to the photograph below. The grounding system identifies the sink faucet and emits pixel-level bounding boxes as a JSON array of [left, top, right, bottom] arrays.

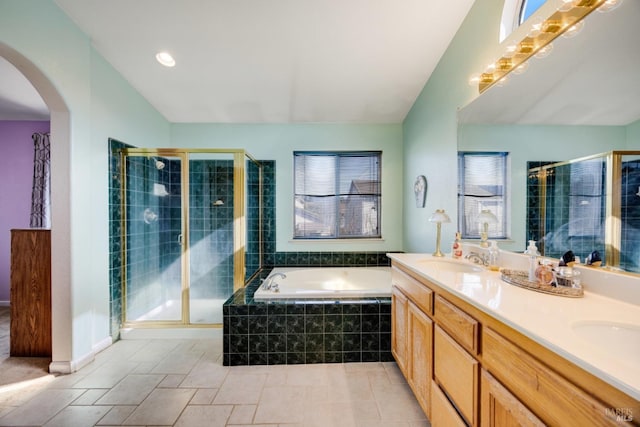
[[465, 252, 489, 267], [262, 272, 286, 290]]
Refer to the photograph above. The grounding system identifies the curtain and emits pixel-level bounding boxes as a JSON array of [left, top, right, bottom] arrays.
[[30, 132, 51, 228]]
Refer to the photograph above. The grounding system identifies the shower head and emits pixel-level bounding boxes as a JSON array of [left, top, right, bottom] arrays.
[[151, 157, 165, 170]]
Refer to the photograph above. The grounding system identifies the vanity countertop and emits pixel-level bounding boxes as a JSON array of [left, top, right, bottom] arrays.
[[387, 252, 640, 401]]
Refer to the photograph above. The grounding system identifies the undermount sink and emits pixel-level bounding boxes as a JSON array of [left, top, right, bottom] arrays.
[[571, 321, 640, 361], [418, 258, 484, 273]]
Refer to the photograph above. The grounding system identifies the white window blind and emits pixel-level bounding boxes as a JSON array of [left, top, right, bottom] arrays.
[[294, 151, 381, 239], [458, 152, 508, 239]]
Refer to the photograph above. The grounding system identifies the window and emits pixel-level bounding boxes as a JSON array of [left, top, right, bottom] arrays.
[[294, 151, 381, 239], [458, 152, 509, 239], [519, 0, 547, 24]]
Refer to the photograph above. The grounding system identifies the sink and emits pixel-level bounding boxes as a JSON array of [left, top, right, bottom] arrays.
[[418, 258, 484, 273], [571, 321, 640, 361]]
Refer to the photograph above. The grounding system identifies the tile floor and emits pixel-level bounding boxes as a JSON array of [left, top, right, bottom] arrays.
[[0, 326, 429, 426]]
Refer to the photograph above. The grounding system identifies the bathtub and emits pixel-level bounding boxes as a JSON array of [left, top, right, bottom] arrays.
[[253, 267, 391, 300]]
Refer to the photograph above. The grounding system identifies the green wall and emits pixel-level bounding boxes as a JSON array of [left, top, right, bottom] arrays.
[[0, 0, 170, 366], [171, 123, 404, 252]]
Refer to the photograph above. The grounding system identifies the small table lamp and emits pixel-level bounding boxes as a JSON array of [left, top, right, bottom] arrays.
[[429, 209, 451, 257], [478, 209, 498, 248]]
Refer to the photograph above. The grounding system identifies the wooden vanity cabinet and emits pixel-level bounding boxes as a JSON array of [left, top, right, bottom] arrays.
[[391, 286, 409, 375], [481, 369, 544, 427], [408, 300, 433, 417], [391, 267, 434, 418], [390, 261, 639, 427]]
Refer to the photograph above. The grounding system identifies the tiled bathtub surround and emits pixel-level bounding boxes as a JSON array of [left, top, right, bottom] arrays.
[[223, 263, 393, 366]]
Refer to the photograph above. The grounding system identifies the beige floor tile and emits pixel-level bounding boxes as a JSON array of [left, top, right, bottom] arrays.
[[128, 340, 180, 363], [179, 359, 228, 388], [228, 404, 256, 424], [72, 360, 139, 389], [304, 400, 380, 427], [159, 373, 185, 387], [327, 373, 375, 402], [213, 373, 266, 404], [189, 388, 218, 404], [0, 388, 85, 426], [95, 405, 137, 425], [71, 388, 108, 405], [151, 349, 202, 374], [305, 384, 329, 401], [372, 383, 426, 421], [261, 385, 306, 404], [123, 388, 195, 425], [96, 374, 164, 405], [254, 398, 305, 424], [42, 405, 112, 427], [174, 404, 232, 427]]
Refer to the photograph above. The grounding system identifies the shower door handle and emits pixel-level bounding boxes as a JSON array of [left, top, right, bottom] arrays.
[[177, 233, 183, 246]]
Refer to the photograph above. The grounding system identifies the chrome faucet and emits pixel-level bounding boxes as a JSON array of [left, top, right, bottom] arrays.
[[465, 252, 489, 266], [262, 272, 286, 290]]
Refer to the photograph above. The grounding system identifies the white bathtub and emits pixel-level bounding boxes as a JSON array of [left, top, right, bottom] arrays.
[[253, 267, 392, 300]]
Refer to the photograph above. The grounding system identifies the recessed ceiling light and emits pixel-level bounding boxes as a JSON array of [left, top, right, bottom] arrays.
[[155, 52, 175, 67]]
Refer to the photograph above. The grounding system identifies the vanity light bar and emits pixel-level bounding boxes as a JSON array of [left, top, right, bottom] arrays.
[[477, 0, 608, 94]]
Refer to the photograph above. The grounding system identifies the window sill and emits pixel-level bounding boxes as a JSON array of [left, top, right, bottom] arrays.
[[289, 238, 386, 244]]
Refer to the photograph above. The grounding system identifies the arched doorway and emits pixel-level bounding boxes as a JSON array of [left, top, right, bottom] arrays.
[[0, 42, 73, 373]]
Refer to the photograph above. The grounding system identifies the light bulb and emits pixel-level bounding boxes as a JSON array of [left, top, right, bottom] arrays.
[[598, 0, 623, 12], [155, 51, 176, 67], [468, 74, 482, 86], [534, 43, 554, 59], [558, 0, 576, 12], [512, 61, 529, 75], [562, 20, 585, 38], [503, 45, 518, 58]]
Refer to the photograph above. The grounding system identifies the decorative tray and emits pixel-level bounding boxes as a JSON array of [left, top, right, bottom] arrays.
[[500, 269, 584, 298]]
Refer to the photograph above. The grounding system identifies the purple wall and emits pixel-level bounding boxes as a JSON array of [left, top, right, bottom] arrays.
[[0, 121, 50, 303]]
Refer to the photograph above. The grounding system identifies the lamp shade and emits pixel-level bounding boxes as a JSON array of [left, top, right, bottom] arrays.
[[477, 209, 498, 224], [429, 209, 451, 223]]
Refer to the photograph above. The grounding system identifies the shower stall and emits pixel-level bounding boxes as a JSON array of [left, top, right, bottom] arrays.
[[118, 148, 263, 327], [527, 151, 640, 274]]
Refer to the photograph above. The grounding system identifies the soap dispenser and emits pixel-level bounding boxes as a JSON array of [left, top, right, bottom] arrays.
[[525, 240, 539, 282], [488, 241, 500, 271]]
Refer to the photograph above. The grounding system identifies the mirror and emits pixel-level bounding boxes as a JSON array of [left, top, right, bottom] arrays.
[[457, 0, 640, 273]]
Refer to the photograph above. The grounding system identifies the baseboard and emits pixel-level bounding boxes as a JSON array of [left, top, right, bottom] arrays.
[[92, 336, 113, 354], [0, 301, 9, 307], [49, 336, 113, 374]]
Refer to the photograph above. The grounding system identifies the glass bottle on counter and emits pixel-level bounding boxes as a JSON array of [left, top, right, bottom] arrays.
[[488, 240, 500, 271]]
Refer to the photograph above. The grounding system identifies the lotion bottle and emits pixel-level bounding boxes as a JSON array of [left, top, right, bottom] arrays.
[[525, 240, 539, 282], [488, 240, 500, 271]]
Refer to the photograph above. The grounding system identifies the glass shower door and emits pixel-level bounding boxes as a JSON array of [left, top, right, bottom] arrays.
[[123, 153, 185, 323], [188, 152, 236, 324]]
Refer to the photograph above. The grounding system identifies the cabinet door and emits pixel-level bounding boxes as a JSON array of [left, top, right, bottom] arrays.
[[434, 325, 479, 426], [408, 300, 433, 418], [391, 286, 409, 375], [481, 369, 545, 427]]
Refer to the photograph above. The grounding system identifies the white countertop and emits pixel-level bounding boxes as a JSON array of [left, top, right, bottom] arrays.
[[387, 253, 640, 401]]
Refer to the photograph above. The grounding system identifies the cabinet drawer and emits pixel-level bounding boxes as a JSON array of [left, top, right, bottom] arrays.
[[483, 328, 620, 427], [391, 266, 433, 315], [435, 295, 479, 354], [431, 380, 467, 427], [434, 325, 479, 426]]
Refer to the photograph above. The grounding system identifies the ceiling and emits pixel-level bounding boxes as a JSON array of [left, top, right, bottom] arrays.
[[0, 1, 476, 123]]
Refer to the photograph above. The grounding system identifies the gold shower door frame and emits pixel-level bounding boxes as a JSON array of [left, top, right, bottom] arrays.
[[120, 148, 262, 328]]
